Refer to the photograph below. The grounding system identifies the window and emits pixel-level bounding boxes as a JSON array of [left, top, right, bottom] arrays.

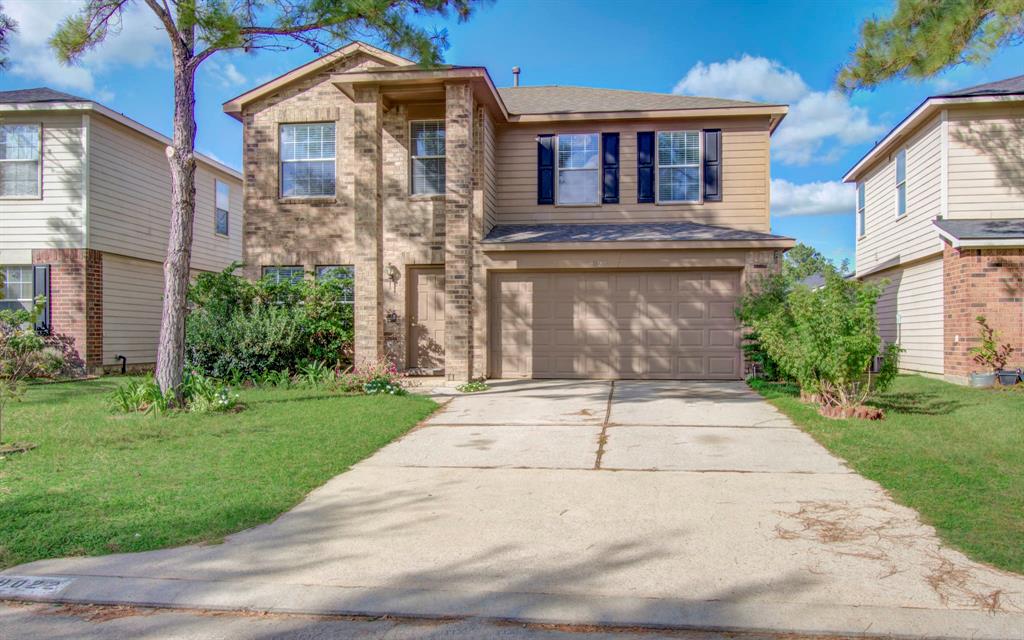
[[410, 121, 445, 195], [556, 133, 600, 205], [657, 131, 700, 203], [0, 265, 33, 312], [215, 180, 230, 236], [280, 123, 335, 197], [895, 149, 907, 217], [0, 124, 41, 198], [262, 266, 304, 284], [857, 182, 866, 237], [316, 265, 355, 305]]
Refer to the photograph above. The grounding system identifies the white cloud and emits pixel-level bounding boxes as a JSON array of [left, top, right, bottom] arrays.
[[5, 0, 167, 95], [771, 179, 854, 217], [205, 59, 247, 88], [674, 55, 886, 166]]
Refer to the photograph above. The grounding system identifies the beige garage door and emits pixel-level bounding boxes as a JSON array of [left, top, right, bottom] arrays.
[[490, 270, 742, 380]]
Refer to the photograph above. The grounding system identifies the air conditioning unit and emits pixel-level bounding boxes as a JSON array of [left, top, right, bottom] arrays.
[[869, 355, 885, 374]]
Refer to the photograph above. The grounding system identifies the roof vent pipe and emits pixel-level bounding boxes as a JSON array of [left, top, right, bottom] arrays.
[[512, 66, 520, 87]]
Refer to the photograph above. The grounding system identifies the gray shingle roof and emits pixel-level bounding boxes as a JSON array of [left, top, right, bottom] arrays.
[[934, 218, 1024, 240], [496, 86, 773, 115], [938, 74, 1024, 98], [0, 87, 89, 104], [482, 222, 793, 244]]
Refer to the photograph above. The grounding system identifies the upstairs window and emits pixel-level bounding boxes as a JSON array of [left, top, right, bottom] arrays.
[[895, 149, 907, 217], [262, 266, 304, 284], [556, 133, 600, 205], [280, 123, 335, 198], [0, 265, 33, 312], [215, 180, 230, 236], [410, 121, 445, 195], [657, 131, 700, 203], [0, 124, 41, 198], [857, 182, 866, 237]]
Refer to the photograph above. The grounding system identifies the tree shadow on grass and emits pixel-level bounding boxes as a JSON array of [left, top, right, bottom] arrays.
[[869, 391, 966, 416]]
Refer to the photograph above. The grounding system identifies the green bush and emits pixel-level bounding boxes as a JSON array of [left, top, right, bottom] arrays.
[[456, 380, 489, 393], [109, 371, 238, 415], [185, 264, 354, 380]]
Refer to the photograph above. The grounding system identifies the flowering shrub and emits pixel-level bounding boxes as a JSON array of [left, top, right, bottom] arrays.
[[338, 358, 407, 396], [456, 380, 489, 393]]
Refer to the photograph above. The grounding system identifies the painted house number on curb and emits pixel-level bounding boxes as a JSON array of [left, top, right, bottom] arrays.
[[0, 576, 73, 596]]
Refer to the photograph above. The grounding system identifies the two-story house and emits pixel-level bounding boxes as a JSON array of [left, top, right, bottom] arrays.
[[0, 88, 242, 374], [223, 42, 794, 382], [843, 76, 1024, 383]]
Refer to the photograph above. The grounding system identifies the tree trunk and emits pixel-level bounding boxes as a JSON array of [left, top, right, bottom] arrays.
[[155, 54, 197, 405]]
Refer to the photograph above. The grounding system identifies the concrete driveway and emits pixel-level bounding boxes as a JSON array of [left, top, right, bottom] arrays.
[[5, 380, 1023, 639]]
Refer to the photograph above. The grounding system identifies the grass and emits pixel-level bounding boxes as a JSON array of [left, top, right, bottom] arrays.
[[750, 374, 1024, 575], [0, 378, 437, 569]]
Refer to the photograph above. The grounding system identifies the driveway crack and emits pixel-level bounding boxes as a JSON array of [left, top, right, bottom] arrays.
[[594, 381, 615, 470]]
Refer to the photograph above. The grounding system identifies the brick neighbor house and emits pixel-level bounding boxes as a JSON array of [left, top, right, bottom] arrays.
[[843, 75, 1024, 384], [223, 42, 795, 382], [0, 88, 242, 374]]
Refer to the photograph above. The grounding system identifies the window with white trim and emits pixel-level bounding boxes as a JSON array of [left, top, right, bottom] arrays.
[[410, 121, 445, 195], [316, 265, 355, 305], [215, 180, 230, 236], [280, 123, 335, 197], [0, 265, 33, 312], [556, 133, 599, 205], [857, 182, 866, 237], [657, 131, 700, 203], [895, 149, 907, 217], [262, 266, 304, 284], [0, 124, 41, 198]]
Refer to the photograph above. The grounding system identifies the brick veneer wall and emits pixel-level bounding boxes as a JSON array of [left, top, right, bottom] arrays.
[[943, 244, 1024, 379], [443, 83, 475, 381], [32, 248, 103, 372]]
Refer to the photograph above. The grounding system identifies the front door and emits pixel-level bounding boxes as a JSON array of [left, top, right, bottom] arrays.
[[408, 266, 445, 373]]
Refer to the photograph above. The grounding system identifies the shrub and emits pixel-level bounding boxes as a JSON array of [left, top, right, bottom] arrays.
[[0, 299, 64, 443], [297, 360, 335, 388], [110, 371, 238, 415], [970, 315, 1013, 372], [108, 376, 168, 414], [338, 358, 407, 396]]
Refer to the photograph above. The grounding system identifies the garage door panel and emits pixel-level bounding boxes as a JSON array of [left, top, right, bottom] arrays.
[[491, 270, 742, 380]]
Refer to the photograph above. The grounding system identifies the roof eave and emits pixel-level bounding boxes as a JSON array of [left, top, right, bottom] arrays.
[[480, 238, 796, 252], [508, 103, 788, 124]]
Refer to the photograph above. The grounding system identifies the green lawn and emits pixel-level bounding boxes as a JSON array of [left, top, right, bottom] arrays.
[[0, 378, 437, 569], [750, 375, 1024, 574]]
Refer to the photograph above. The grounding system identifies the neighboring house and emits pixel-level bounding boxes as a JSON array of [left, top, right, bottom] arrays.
[[0, 88, 242, 374], [223, 42, 794, 381], [844, 75, 1024, 383]]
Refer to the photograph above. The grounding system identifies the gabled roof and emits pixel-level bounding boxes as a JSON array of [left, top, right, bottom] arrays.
[[934, 218, 1024, 248], [938, 74, 1024, 98], [496, 85, 773, 115], [481, 222, 794, 249], [0, 87, 88, 104]]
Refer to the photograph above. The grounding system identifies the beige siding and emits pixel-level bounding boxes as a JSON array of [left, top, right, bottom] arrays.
[[869, 257, 944, 375], [494, 117, 771, 230], [102, 253, 164, 366], [0, 112, 84, 257], [87, 114, 242, 271], [855, 114, 943, 276], [947, 103, 1024, 218]]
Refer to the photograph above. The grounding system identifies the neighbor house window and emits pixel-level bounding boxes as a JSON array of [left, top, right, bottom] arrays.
[[280, 123, 335, 197], [316, 265, 355, 305], [410, 121, 445, 195], [657, 130, 700, 203], [262, 266, 304, 284], [0, 265, 33, 312], [556, 133, 600, 205], [857, 182, 866, 237], [895, 149, 907, 217], [0, 124, 41, 198], [215, 180, 230, 236]]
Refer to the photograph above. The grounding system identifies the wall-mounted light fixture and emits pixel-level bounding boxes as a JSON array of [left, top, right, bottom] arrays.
[[386, 263, 401, 284]]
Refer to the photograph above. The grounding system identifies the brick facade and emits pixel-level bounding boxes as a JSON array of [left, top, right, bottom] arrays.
[[32, 248, 103, 373], [443, 83, 475, 381], [943, 244, 1024, 380]]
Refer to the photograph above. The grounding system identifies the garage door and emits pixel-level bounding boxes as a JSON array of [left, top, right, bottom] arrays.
[[490, 271, 742, 380]]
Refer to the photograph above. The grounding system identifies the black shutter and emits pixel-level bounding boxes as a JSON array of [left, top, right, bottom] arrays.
[[601, 132, 619, 204], [703, 129, 722, 202], [32, 264, 51, 333], [537, 134, 555, 205], [637, 131, 655, 203]]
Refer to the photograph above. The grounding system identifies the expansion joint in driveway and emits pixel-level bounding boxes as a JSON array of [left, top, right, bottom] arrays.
[[593, 381, 615, 470]]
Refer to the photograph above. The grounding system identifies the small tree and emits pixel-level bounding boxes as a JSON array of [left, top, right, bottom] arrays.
[[970, 315, 1013, 372], [0, 299, 63, 445]]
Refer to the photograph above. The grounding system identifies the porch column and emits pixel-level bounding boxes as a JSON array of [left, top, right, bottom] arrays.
[[353, 85, 385, 365], [444, 82, 475, 381]]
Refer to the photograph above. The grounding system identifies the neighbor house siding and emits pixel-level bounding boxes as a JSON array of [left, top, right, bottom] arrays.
[[856, 113, 943, 276], [102, 253, 164, 366], [947, 103, 1024, 219], [87, 114, 242, 272], [493, 117, 771, 231], [0, 112, 84, 258], [869, 257, 944, 375]]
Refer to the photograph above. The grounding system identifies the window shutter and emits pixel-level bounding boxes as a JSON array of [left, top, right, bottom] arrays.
[[32, 264, 51, 333], [703, 129, 722, 201], [636, 131, 655, 203], [601, 132, 620, 204], [537, 134, 555, 205]]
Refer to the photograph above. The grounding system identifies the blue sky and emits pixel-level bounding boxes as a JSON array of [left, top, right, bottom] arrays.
[[3, 0, 1023, 266]]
